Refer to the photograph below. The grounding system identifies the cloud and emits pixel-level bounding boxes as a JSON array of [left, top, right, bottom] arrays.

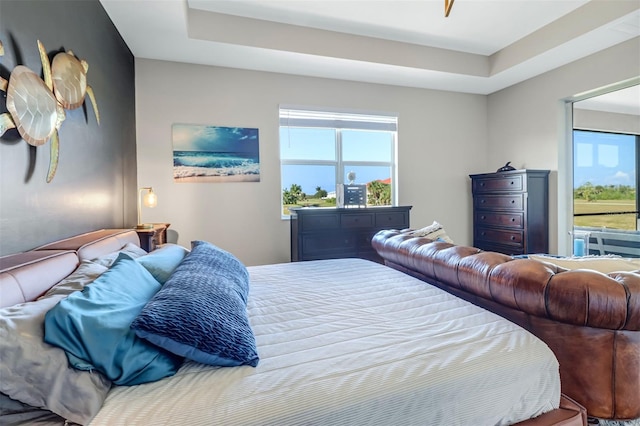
[[602, 170, 633, 185]]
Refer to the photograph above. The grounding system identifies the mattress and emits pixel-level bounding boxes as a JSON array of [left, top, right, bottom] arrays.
[[91, 258, 560, 425]]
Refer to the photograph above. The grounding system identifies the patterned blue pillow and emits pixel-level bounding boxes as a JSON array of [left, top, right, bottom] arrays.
[[131, 241, 259, 367]]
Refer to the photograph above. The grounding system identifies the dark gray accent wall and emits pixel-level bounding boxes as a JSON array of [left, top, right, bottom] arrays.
[[0, 0, 136, 256]]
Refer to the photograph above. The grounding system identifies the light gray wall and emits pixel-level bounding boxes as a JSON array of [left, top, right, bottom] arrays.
[[135, 60, 488, 266], [487, 37, 640, 254], [136, 36, 638, 264]]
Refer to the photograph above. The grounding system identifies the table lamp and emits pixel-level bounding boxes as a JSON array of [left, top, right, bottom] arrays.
[[136, 187, 157, 229]]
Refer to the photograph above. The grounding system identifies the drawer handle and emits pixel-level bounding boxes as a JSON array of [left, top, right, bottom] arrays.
[[481, 199, 486, 204], [481, 215, 486, 220], [480, 182, 485, 187], [511, 200, 515, 204], [510, 181, 514, 185], [481, 232, 486, 236], [511, 218, 515, 222], [510, 236, 516, 241]]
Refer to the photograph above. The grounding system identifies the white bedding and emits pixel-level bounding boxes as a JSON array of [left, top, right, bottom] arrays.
[[90, 258, 560, 426]]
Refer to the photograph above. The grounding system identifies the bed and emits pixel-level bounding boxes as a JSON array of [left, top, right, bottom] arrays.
[[0, 229, 585, 425]]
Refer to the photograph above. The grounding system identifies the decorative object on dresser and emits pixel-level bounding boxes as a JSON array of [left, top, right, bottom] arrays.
[[469, 169, 549, 255], [135, 223, 169, 252], [290, 206, 411, 263]]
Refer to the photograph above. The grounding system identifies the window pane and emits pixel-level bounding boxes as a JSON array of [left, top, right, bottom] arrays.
[[282, 164, 336, 197], [573, 130, 637, 231], [344, 165, 392, 206], [280, 128, 336, 161], [342, 130, 393, 162], [344, 165, 391, 185]]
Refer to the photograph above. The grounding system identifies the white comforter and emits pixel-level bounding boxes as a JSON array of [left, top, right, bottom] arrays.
[[91, 258, 560, 425]]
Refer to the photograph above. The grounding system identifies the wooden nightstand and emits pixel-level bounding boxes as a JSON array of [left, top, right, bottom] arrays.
[[135, 223, 170, 252]]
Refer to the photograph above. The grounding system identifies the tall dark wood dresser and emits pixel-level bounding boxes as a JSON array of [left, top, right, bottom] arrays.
[[469, 169, 549, 255]]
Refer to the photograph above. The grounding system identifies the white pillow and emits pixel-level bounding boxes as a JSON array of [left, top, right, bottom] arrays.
[[529, 255, 640, 274], [406, 221, 454, 243]]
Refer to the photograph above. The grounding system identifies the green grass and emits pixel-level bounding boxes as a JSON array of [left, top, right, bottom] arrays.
[[573, 199, 637, 230], [283, 197, 336, 215]]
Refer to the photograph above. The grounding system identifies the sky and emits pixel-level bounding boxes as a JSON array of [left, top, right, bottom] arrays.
[[280, 128, 394, 193], [573, 130, 637, 188], [172, 124, 259, 155]]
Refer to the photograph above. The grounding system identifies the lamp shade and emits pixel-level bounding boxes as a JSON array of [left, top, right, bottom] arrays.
[[143, 190, 157, 208]]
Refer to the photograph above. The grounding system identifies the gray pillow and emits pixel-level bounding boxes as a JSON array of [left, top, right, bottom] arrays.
[[0, 262, 111, 425], [89, 242, 148, 267], [0, 391, 64, 425], [41, 260, 107, 298]]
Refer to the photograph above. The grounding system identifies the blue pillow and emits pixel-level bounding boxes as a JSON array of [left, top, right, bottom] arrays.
[[44, 253, 183, 386], [136, 243, 189, 284], [131, 240, 259, 367]]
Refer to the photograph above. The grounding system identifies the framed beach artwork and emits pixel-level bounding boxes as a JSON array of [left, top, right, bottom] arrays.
[[172, 124, 260, 183]]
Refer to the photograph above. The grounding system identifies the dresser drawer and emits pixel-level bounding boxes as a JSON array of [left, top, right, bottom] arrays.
[[475, 227, 523, 246], [472, 174, 523, 193], [302, 232, 356, 257], [301, 214, 339, 231], [474, 194, 524, 211], [375, 211, 408, 228], [475, 212, 523, 229], [475, 241, 525, 256], [341, 213, 374, 229]]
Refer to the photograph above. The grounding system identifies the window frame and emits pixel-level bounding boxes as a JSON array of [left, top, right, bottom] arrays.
[[279, 107, 398, 218]]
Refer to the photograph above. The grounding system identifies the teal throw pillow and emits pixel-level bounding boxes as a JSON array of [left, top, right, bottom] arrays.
[[136, 243, 189, 284], [44, 253, 183, 386]]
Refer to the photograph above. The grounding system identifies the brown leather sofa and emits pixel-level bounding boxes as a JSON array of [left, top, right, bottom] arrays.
[[372, 229, 640, 421]]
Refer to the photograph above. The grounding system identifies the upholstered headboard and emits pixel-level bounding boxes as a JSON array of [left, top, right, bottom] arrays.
[[0, 229, 140, 308], [34, 229, 140, 262]]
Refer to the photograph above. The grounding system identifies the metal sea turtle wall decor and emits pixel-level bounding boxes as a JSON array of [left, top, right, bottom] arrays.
[[51, 48, 100, 124], [0, 40, 99, 182]]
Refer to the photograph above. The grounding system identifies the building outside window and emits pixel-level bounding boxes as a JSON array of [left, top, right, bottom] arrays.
[[279, 107, 398, 217]]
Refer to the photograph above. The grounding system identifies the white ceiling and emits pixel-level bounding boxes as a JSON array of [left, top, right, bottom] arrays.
[[100, 0, 640, 95], [574, 84, 640, 115]]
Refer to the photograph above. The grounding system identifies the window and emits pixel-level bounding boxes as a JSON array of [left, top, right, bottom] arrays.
[[573, 130, 638, 231], [572, 129, 639, 257], [280, 107, 397, 216]]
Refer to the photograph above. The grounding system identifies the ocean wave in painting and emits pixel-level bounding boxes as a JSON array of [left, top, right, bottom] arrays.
[[173, 151, 260, 178]]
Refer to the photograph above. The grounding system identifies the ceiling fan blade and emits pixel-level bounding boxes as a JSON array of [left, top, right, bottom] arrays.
[[445, 0, 455, 17]]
